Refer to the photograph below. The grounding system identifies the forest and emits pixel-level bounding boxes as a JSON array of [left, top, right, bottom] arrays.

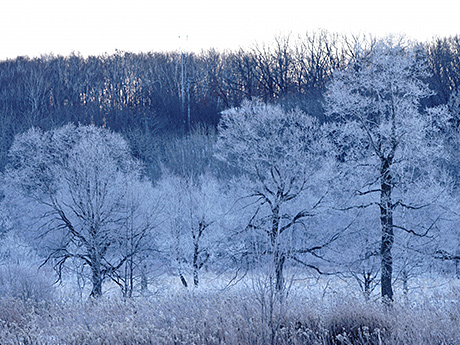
[[1, 33, 460, 344]]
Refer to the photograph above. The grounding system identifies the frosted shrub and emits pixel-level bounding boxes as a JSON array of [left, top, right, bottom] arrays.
[[0, 264, 55, 302], [0, 232, 55, 302]]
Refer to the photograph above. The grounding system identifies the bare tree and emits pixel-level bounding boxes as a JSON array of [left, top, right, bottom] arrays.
[[216, 99, 336, 292], [156, 172, 225, 287], [110, 179, 160, 297], [425, 35, 460, 106], [5, 124, 152, 297], [325, 36, 450, 302]]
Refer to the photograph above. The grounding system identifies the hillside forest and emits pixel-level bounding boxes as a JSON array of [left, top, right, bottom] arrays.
[[1, 33, 460, 344]]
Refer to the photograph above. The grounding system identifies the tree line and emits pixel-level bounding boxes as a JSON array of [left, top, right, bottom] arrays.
[[1, 33, 459, 172]]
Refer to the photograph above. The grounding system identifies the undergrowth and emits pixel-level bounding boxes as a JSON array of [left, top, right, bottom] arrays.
[[0, 283, 459, 345]]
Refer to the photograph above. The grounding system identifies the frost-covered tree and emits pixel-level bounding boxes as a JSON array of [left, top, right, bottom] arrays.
[[343, 209, 381, 299], [216, 99, 336, 291], [325, 37, 449, 301], [4, 124, 154, 297], [156, 172, 226, 287], [111, 179, 160, 297]]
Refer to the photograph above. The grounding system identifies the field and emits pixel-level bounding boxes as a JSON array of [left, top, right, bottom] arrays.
[[0, 273, 459, 345]]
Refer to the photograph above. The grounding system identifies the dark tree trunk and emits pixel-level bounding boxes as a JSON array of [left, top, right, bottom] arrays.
[[193, 243, 200, 287], [90, 257, 103, 298], [271, 203, 285, 292], [363, 270, 372, 300], [380, 158, 394, 302], [192, 220, 207, 287], [179, 272, 188, 288], [454, 249, 460, 278], [126, 256, 134, 298], [275, 252, 285, 292]]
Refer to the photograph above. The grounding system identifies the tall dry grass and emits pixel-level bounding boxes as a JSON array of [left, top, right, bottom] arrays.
[[0, 280, 459, 345]]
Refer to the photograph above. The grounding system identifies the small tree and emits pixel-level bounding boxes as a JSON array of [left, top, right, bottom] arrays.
[[5, 124, 152, 297], [112, 179, 160, 297], [157, 172, 224, 287]]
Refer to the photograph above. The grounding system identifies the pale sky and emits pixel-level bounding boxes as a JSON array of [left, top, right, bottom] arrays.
[[0, 0, 459, 60]]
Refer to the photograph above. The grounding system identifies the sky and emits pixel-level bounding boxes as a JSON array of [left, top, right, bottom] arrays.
[[0, 0, 459, 60]]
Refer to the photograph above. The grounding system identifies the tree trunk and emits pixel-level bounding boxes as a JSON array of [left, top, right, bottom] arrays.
[[193, 261, 199, 287], [380, 158, 394, 302], [193, 236, 200, 287], [127, 255, 134, 298], [275, 252, 285, 292], [177, 257, 188, 288], [271, 203, 284, 292], [179, 272, 188, 288], [363, 270, 372, 300], [90, 255, 103, 298]]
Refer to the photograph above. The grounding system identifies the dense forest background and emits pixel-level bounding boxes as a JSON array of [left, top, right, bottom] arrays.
[[1, 33, 459, 176]]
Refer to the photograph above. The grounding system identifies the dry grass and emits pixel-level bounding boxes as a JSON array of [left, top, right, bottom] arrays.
[[0, 277, 459, 344]]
